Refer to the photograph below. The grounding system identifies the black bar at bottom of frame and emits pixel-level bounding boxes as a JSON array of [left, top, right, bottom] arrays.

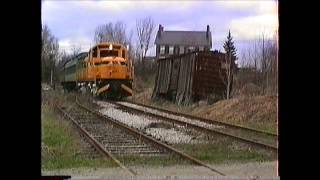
[[41, 176, 71, 180]]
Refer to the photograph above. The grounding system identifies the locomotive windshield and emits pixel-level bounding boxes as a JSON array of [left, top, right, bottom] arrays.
[[100, 50, 119, 57], [89, 43, 127, 59]]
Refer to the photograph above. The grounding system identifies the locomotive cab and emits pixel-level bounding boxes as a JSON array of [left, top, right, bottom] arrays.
[[84, 42, 133, 98], [61, 42, 133, 99]]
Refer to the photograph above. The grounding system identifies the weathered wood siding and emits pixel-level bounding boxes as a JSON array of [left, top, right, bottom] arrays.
[[175, 53, 196, 105], [192, 52, 226, 100], [169, 57, 181, 91], [153, 58, 172, 94], [153, 51, 226, 105]]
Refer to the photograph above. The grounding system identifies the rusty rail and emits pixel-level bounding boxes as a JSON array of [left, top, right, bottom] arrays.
[[54, 103, 137, 176], [76, 98, 225, 176], [111, 101, 278, 152], [126, 100, 277, 137]]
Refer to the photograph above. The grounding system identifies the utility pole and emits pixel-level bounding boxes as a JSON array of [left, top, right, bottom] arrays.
[[262, 34, 265, 94], [50, 69, 53, 87], [50, 53, 53, 87]]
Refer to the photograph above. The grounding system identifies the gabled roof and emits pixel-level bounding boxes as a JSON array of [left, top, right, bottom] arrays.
[[155, 31, 212, 47]]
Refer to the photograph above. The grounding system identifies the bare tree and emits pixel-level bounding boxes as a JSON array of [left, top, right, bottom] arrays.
[[42, 24, 60, 85], [220, 51, 234, 99], [254, 32, 278, 94], [136, 17, 155, 65], [94, 21, 129, 45], [70, 44, 82, 57], [126, 29, 134, 58], [57, 50, 69, 68], [264, 31, 278, 94], [235, 30, 278, 96]]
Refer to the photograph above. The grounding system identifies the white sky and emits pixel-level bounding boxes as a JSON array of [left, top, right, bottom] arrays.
[[42, 0, 278, 57]]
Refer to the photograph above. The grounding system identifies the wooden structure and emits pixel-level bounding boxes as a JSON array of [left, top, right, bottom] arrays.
[[152, 51, 228, 105]]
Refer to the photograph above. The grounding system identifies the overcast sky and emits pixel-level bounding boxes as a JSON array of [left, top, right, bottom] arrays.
[[42, 0, 278, 60]]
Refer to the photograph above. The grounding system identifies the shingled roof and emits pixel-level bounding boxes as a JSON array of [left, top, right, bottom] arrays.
[[154, 25, 212, 47]]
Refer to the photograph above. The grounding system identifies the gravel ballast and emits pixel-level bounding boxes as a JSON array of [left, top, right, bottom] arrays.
[[117, 101, 225, 129], [95, 101, 199, 144]]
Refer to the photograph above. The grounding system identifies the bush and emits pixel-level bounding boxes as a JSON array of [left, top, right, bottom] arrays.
[[232, 67, 277, 97], [207, 93, 223, 105], [239, 83, 262, 96]]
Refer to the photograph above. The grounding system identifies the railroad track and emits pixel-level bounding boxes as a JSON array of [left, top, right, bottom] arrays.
[[106, 100, 278, 152], [55, 103, 138, 176], [54, 99, 226, 176]]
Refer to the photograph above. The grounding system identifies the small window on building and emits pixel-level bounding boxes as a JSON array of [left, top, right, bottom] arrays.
[[199, 46, 204, 51], [160, 46, 165, 55], [169, 46, 174, 55], [180, 46, 184, 54], [188, 46, 194, 52]]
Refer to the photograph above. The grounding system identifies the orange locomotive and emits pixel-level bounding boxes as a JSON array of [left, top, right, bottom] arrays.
[[60, 42, 133, 99]]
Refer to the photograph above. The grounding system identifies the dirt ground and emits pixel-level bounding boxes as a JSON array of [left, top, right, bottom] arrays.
[[42, 160, 278, 179]]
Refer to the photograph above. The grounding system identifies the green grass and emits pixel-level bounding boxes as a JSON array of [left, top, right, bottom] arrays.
[[246, 122, 277, 134], [42, 90, 276, 170], [173, 142, 276, 164], [41, 106, 115, 170]]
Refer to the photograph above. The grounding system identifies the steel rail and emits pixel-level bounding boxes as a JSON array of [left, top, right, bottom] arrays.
[[125, 100, 278, 137], [55, 104, 137, 176], [110, 101, 278, 152], [76, 98, 226, 176]]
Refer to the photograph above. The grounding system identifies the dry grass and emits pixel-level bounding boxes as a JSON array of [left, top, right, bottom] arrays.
[[192, 95, 277, 133], [193, 95, 276, 121], [131, 86, 277, 134], [129, 87, 153, 104]]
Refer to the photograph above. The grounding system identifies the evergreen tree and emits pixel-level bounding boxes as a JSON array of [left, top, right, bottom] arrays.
[[221, 30, 237, 99], [223, 30, 237, 68]]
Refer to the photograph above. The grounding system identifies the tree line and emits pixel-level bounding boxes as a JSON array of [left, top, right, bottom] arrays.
[[41, 16, 156, 85], [42, 17, 278, 99], [234, 31, 278, 96]]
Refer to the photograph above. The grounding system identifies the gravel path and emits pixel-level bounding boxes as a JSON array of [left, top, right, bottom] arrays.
[[42, 161, 278, 179], [95, 101, 199, 144]]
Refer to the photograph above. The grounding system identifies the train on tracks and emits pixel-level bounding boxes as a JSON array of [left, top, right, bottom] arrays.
[[60, 42, 133, 99]]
